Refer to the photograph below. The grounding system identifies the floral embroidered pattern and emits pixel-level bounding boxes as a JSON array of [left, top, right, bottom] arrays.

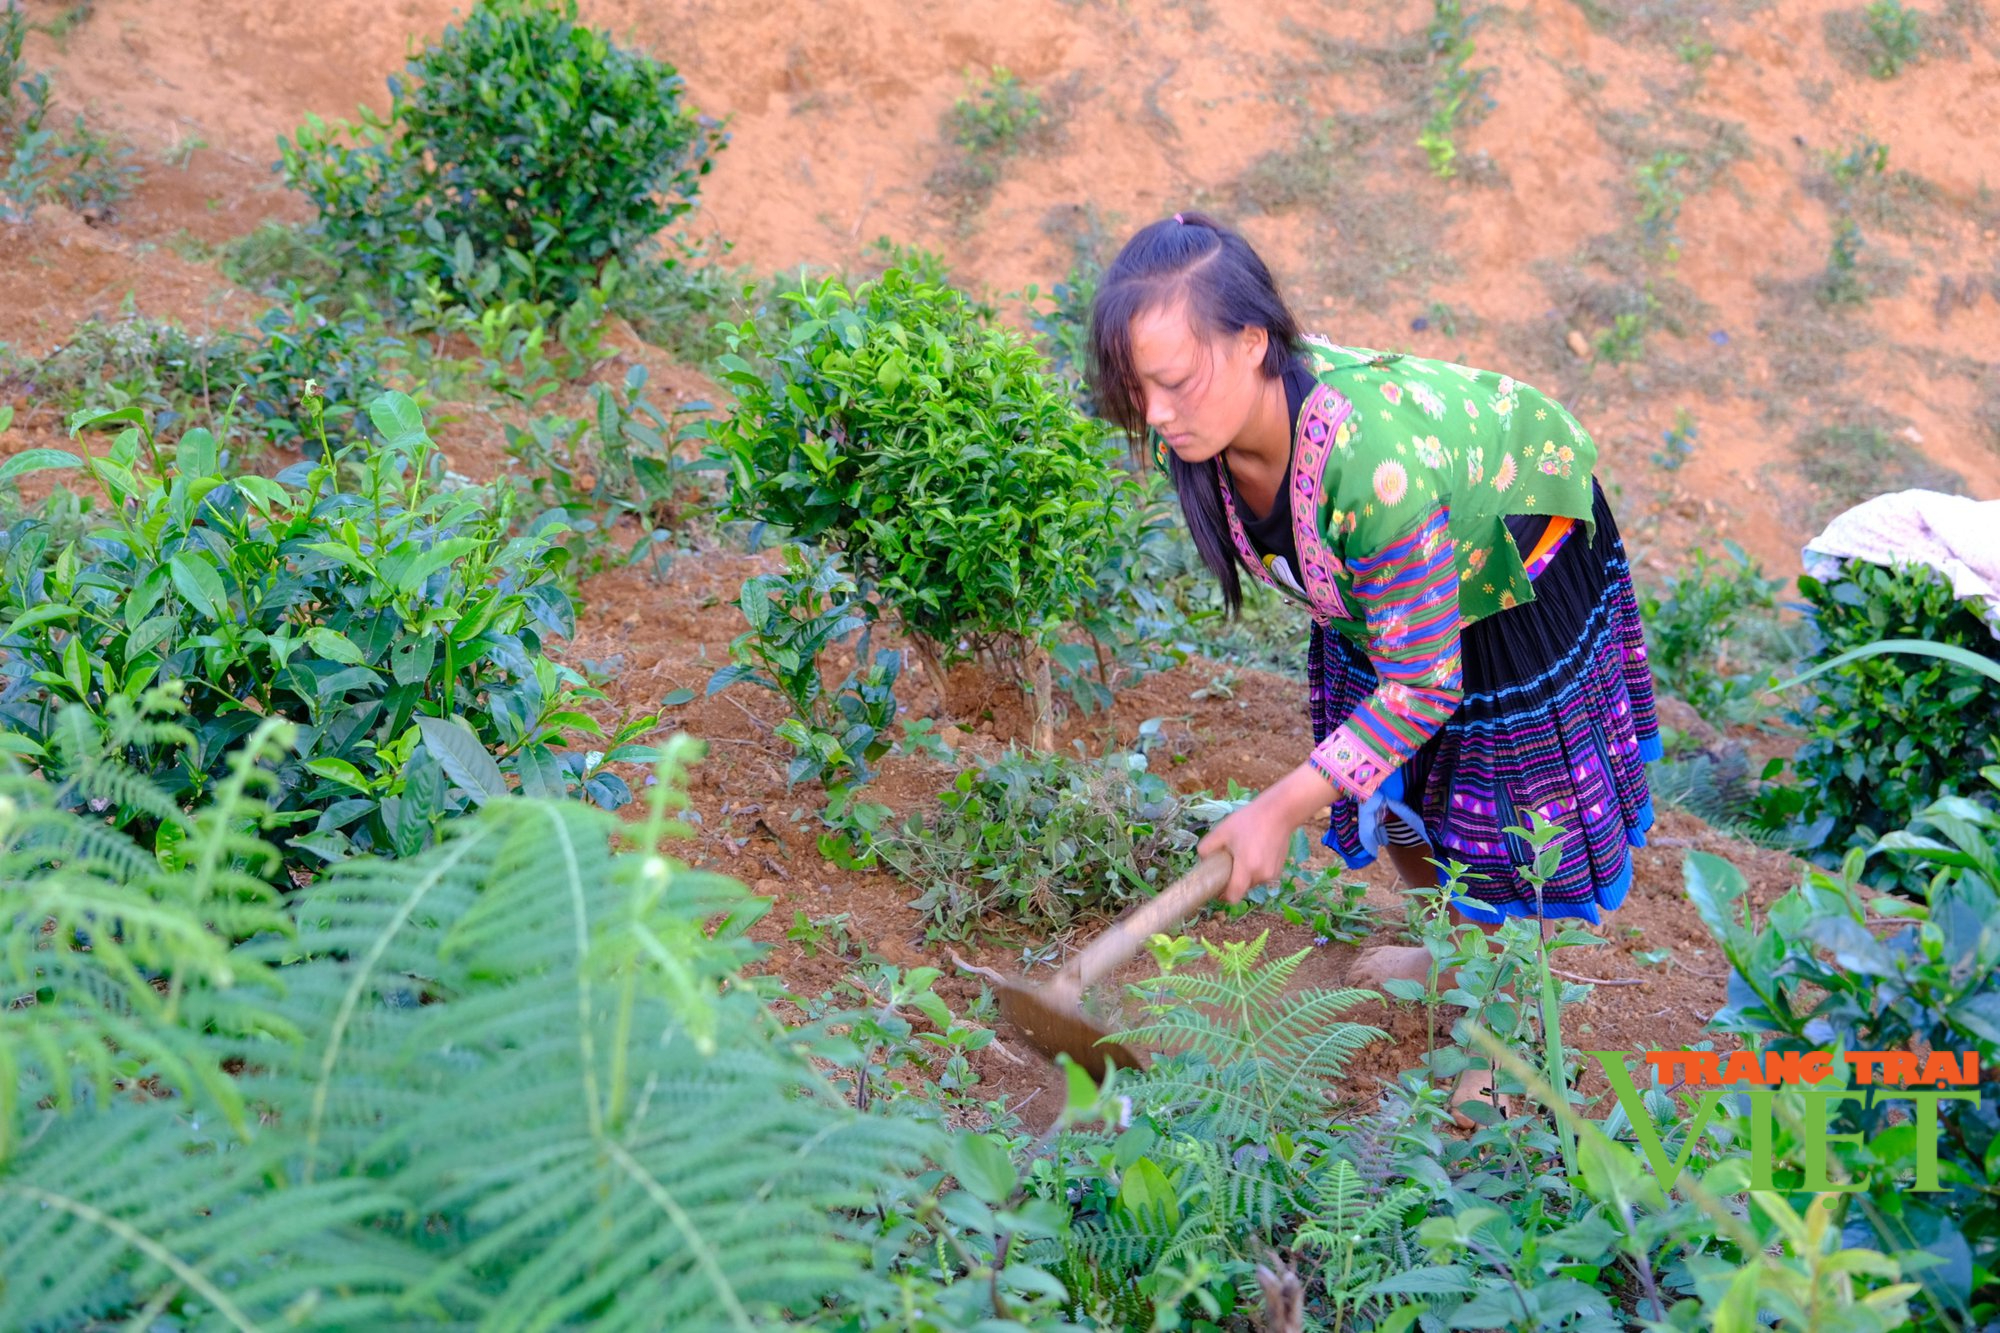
[[1413, 434, 1446, 468], [1537, 441, 1576, 478], [1216, 382, 1356, 625], [1465, 448, 1485, 486], [1373, 460, 1409, 505], [1493, 452, 1518, 492], [1381, 382, 1403, 405], [1410, 383, 1446, 419]]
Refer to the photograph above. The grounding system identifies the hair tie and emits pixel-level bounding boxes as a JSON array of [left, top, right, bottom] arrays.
[[1173, 212, 1185, 224]]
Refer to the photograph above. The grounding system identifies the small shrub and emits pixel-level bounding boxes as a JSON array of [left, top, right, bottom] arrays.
[[0, 5, 136, 222], [1826, 136, 1891, 187], [501, 363, 713, 580], [1652, 406, 1698, 471], [278, 0, 723, 309], [1694, 790, 2000, 1320], [877, 747, 1202, 939], [1594, 309, 1649, 363], [0, 392, 644, 863], [947, 67, 1050, 154], [707, 266, 1118, 734], [1420, 0, 1492, 179], [706, 543, 901, 791], [1865, 0, 1925, 75], [1820, 215, 1870, 306], [1636, 150, 1689, 263], [1774, 561, 2000, 889], [927, 68, 1061, 220], [1639, 542, 1795, 721]]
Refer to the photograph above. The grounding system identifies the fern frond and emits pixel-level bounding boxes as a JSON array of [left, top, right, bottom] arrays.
[[0, 1107, 402, 1331], [0, 735, 293, 1156], [1112, 937, 1389, 1140], [5, 741, 935, 1330]]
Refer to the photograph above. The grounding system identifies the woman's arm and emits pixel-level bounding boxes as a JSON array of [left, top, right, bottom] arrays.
[[1201, 503, 1466, 902], [1307, 503, 1465, 802]]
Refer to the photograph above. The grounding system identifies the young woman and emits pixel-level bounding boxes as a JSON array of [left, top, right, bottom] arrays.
[[1088, 212, 1662, 1123]]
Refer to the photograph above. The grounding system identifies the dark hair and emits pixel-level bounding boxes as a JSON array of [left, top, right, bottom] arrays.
[[1087, 210, 1302, 616]]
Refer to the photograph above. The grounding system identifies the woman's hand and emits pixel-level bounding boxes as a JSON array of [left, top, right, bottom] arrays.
[[1198, 761, 1343, 903]]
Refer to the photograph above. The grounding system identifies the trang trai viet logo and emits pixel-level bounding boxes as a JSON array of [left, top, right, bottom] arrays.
[[1586, 1048, 1984, 1194]]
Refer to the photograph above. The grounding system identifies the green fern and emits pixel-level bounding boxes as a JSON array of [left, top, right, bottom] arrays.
[[1, 731, 940, 1329], [1109, 932, 1386, 1140], [0, 709, 296, 1157], [1294, 1156, 1425, 1322]]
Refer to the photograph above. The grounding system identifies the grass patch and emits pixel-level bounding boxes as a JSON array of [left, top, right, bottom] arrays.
[[926, 68, 1068, 226], [1793, 415, 1964, 522], [1232, 118, 1341, 214], [1805, 138, 1941, 238], [1824, 2, 1927, 78]]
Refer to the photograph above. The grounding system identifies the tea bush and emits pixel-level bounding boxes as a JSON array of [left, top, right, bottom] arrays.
[[1639, 541, 1798, 722], [0, 393, 646, 863], [1, 5, 137, 223], [707, 265, 1119, 721], [3, 300, 398, 455], [1695, 776, 2000, 1326], [707, 543, 901, 791], [279, 0, 723, 310], [1771, 560, 2000, 890], [500, 363, 716, 581]]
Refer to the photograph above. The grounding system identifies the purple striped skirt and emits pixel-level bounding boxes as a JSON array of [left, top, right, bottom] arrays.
[[1311, 479, 1663, 922]]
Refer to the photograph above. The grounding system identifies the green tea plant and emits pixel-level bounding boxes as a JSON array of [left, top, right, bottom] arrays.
[[793, 962, 1000, 1120], [501, 363, 715, 580], [1639, 540, 1793, 721], [1637, 149, 1690, 263], [278, 0, 723, 310], [948, 67, 1051, 154], [1767, 563, 2000, 891], [926, 68, 1061, 221], [1652, 406, 1699, 471], [1827, 136, 1892, 187], [707, 266, 1119, 746], [1689, 791, 2000, 1328], [0, 733, 944, 1329], [0, 392, 646, 863], [1595, 308, 1650, 363], [1822, 214, 1870, 305], [707, 543, 901, 790], [1865, 0, 1924, 76], [876, 746, 1202, 939], [1420, 0, 1492, 178], [0, 5, 135, 222]]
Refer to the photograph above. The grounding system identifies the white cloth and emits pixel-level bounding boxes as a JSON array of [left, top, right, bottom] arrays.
[[1801, 489, 2000, 638]]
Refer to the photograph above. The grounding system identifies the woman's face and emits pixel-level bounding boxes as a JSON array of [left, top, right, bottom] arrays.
[[1127, 299, 1270, 465]]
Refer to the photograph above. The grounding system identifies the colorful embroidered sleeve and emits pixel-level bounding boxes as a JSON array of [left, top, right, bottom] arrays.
[[1306, 504, 1465, 801]]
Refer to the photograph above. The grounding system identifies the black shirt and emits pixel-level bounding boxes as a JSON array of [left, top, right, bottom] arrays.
[[1235, 357, 1316, 602]]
